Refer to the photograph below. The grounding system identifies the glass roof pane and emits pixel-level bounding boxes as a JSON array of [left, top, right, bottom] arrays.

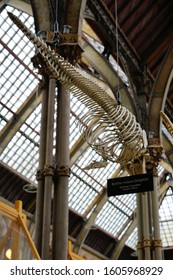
[[95, 199, 129, 236], [0, 6, 37, 125], [0, 104, 41, 182], [159, 187, 173, 247], [110, 193, 136, 217], [94, 191, 136, 237], [69, 113, 81, 148], [126, 227, 137, 250], [69, 171, 99, 215]]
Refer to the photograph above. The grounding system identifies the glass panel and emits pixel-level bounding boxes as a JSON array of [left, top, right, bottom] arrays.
[[126, 227, 137, 250], [0, 214, 35, 260], [159, 187, 173, 247]]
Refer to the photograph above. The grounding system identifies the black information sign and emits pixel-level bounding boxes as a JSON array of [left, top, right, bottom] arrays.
[[107, 173, 153, 197]]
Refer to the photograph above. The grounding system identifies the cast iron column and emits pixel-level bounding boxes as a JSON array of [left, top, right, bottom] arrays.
[[142, 192, 151, 259], [52, 84, 70, 259], [148, 138, 163, 260], [136, 193, 144, 259], [41, 77, 56, 259], [35, 82, 48, 255], [152, 173, 162, 259]]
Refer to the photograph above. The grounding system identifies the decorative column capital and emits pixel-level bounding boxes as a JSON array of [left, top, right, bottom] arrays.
[[153, 238, 162, 248], [146, 138, 163, 175], [55, 165, 71, 177]]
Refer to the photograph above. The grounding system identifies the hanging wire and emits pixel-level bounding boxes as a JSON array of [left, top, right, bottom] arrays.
[[115, 0, 121, 104], [54, 0, 59, 33]]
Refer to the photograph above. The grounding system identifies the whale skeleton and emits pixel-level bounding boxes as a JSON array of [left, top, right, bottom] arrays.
[[8, 12, 147, 164]]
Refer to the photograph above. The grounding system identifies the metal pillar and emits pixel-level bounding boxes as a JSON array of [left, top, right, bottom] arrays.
[[151, 175, 162, 259], [148, 138, 163, 259], [41, 77, 56, 259], [136, 191, 151, 260], [35, 83, 48, 255], [136, 157, 152, 260], [136, 193, 144, 259], [52, 84, 70, 260], [142, 192, 151, 259]]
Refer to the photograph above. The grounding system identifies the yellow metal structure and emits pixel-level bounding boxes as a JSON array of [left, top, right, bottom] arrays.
[[67, 241, 85, 260], [0, 200, 40, 260]]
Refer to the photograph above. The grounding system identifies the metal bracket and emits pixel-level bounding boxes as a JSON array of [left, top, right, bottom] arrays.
[[36, 168, 44, 181], [137, 238, 162, 251], [43, 164, 54, 177], [153, 239, 162, 248], [137, 240, 143, 249], [55, 165, 71, 177], [143, 239, 152, 248]]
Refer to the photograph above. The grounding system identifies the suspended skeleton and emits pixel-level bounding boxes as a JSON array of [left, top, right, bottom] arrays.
[[8, 12, 147, 165]]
